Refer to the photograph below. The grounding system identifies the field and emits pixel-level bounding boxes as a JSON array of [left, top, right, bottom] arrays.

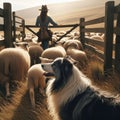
[[0, 0, 120, 120]]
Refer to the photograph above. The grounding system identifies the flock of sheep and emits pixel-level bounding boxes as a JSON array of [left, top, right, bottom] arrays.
[[0, 31, 102, 109]]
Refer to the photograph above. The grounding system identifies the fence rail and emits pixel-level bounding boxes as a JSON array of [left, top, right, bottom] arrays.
[[83, 17, 105, 26], [25, 23, 79, 42], [12, 12, 25, 42], [80, 1, 120, 73]]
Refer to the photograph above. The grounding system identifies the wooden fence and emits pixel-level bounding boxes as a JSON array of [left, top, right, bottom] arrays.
[[12, 12, 25, 42], [0, 3, 12, 48], [25, 24, 79, 42], [80, 1, 120, 73], [0, 3, 25, 48]]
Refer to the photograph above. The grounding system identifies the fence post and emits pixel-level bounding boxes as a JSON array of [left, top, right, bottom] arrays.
[[21, 19, 25, 41], [4, 3, 13, 47], [104, 1, 114, 73], [115, 13, 120, 72], [80, 18, 85, 48], [12, 11, 16, 42]]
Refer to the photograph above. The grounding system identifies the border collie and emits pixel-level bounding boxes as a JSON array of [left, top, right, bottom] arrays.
[[42, 57, 120, 120]]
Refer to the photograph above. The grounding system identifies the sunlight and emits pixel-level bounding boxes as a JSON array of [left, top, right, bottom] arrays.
[[0, 0, 81, 11], [42, 0, 81, 5]]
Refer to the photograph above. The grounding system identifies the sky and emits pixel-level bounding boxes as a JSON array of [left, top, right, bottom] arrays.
[[0, 0, 119, 11], [0, 0, 80, 11]]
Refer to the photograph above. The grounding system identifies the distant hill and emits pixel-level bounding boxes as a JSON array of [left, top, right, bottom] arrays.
[[16, 0, 106, 25]]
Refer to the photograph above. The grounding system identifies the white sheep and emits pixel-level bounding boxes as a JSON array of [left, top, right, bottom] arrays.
[[63, 39, 83, 50], [66, 48, 88, 67], [41, 45, 66, 59], [28, 45, 43, 65], [14, 42, 43, 65], [0, 48, 30, 97], [27, 64, 46, 108]]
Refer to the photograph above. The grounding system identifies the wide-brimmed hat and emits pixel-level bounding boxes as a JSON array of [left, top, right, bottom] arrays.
[[39, 5, 48, 12]]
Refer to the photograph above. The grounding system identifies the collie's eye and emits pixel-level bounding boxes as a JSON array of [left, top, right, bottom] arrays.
[[52, 63, 56, 68]]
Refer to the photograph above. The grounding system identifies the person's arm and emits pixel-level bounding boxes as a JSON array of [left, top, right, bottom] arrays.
[[49, 16, 58, 26], [35, 16, 40, 26]]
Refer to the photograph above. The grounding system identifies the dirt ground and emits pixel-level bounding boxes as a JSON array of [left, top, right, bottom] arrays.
[[0, 81, 52, 120]]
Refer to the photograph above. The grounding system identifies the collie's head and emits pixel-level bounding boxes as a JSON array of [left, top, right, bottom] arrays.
[[42, 57, 72, 91], [42, 57, 90, 93]]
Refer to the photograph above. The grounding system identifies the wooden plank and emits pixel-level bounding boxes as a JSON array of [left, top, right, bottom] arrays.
[[0, 24, 4, 31], [104, 1, 114, 72], [25, 24, 79, 28], [0, 8, 3, 17], [85, 37, 115, 50], [83, 17, 105, 26], [15, 15, 24, 20], [56, 24, 78, 42], [83, 28, 105, 33], [15, 27, 23, 31], [85, 43, 96, 52], [85, 43, 104, 60], [12, 11, 16, 42], [85, 38, 104, 47], [26, 26, 37, 36], [114, 4, 120, 13], [96, 49, 104, 60], [80, 18, 85, 48], [114, 27, 120, 35], [15, 21, 22, 24], [0, 40, 5, 46], [114, 13, 120, 72], [21, 20, 25, 41], [4, 3, 13, 47]]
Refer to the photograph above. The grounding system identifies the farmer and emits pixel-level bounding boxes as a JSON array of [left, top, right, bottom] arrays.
[[35, 5, 58, 50]]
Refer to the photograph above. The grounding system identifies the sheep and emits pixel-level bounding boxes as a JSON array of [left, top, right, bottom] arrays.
[[14, 42, 43, 65], [41, 45, 66, 59], [90, 35, 103, 41], [27, 64, 46, 108], [0, 48, 30, 97], [66, 47, 88, 68], [28, 45, 43, 65], [63, 39, 83, 50]]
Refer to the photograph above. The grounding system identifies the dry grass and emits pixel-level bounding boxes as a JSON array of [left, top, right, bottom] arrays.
[[85, 51, 120, 100], [0, 81, 52, 120]]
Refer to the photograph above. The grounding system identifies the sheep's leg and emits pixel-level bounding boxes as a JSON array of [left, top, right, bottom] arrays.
[[5, 82, 10, 97], [39, 88, 46, 97], [4, 61, 9, 76], [29, 88, 35, 108], [4, 61, 11, 97]]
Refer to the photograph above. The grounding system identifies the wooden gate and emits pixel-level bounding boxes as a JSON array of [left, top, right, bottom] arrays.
[[25, 24, 79, 42]]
